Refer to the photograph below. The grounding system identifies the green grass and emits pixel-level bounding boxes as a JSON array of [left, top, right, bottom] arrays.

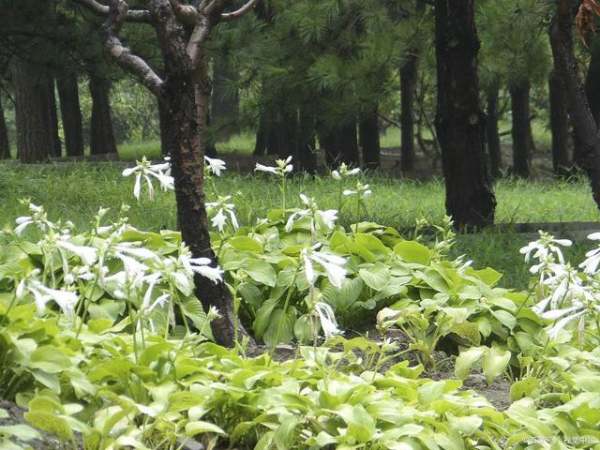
[[1, 161, 597, 289]]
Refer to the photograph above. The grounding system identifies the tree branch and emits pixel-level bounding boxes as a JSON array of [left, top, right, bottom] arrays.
[[102, 0, 164, 96], [168, 0, 200, 26], [220, 0, 259, 21], [72, 0, 152, 23]]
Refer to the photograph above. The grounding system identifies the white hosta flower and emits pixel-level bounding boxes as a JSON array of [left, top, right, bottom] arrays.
[[26, 280, 79, 317], [579, 232, 600, 275], [56, 236, 98, 266], [314, 302, 342, 338], [179, 246, 224, 284], [302, 247, 347, 288], [205, 156, 227, 177], [343, 181, 372, 200], [14, 203, 55, 236], [206, 196, 239, 233], [520, 232, 572, 265], [331, 163, 360, 180], [255, 156, 293, 177], [285, 194, 338, 233], [122, 156, 174, 200]]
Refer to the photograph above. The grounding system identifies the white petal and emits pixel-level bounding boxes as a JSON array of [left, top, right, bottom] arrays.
[[588, 232, 600, 241], [193, 265, 224, 284], [133, 174, 142, 200], [255, 164, 278, 174]]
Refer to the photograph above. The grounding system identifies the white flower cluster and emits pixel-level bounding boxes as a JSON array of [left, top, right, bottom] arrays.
[[521, 231, 600, 340], [122, 156, 174, 200], [255, 156, 293, 177]]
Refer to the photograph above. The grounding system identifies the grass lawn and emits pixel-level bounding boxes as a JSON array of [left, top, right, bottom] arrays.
[[1, 161, 597, 289]]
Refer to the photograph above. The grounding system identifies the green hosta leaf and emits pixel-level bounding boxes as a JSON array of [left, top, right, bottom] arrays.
[[469, 267, 503, 286], [455, 347, 486, 380], [242, 259, 277, 287], [294, 315, 316, 344], [322, 277, 364, 312], [359, 263, 391, 291], [446, 414, 483, 436], [168, 392, 206, 413], [510, 377, 540, 401], [355, 233, 390, 257], [29, 346, 71, 373], [237, 282, 264, 310], [0, 425, 41, 442], [337, 404, 376, 443], [24, 411, 72, 441], [491, 310, 517, 331], [253, 297, 280, 338], [273, 416, 299, 450], [394, 241, 431, 265], [185, 421, 226, 437], [482, 346, 511, 385], [263, 308, 296, 346], [227, 236, 263, 253]]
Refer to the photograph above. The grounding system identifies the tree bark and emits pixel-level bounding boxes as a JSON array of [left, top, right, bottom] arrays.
[[550, 0, 600, 208], [57, 74, 84, 157], [400, 50, 418, 172], [89, 74, 117, 155], [0, 95, 9, 159], [434, 0, 496, 229], [319, 118, 360, 168], [510, 81, 532, 178], [585, 36, 600, 126], [485, 83, 502, 178], [12, 59, 50, 163], [45, 77, 62, 158], [549, 70, 571, 176], [359, 108, 380, 170]]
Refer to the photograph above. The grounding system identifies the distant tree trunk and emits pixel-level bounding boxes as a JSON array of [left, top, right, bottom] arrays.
[[585, 37, 600, 125], [12, 59, 50, 163], [359, 108, 380, 169], [485, 83, 502, 178], [510, 81, 532, 178], [550, 0, 600, 208], [57, 74, 84, 157], [0, 95, 9, 159], [45, 78, 62, 158], [320, 119, 360, 168], [400, 52, 418, 172], [434, 0, 496, 229], [549, 70, 571, 176], [294, 106, 317, 173], [211, 52, 239, 140], [89, 75, 117, 156]]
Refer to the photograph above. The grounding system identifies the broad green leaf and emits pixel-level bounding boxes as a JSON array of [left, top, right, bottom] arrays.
[[510, 377, 539, 401], [185, 421, 226, 436], [482, 346, 511, 385], [359, 263, 391, 291], [394, 241, 431, 265], [337, 404, 376, 443], [242, 259, 277, 287], [24, 411, 72, 441], [455, 347, 485, 380], [227, 236, 263, 253]]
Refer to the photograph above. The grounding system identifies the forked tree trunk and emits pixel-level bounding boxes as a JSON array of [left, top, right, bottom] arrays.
[[57, 74, 84, 157], [434, 0, 496, 229], [0, 95, 9, 159], [89, 75, 117, 156], [486, 83, 502, 178], [12, 59, 50, 163], [510, 81, 532, 178], [549, 70, 571, 176], [550, 0, 600, 208], [400, 54, 418, 172], [359, 108, 380, 170]]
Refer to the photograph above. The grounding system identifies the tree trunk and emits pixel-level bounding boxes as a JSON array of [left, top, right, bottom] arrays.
[[12, 59, 50, 163], [162, 63, 239, 346], [159, 98, 170, 156], [550, 0, 600, 208], [585, 36, 600, 126], [549, 70, 571, 176], [359, 108, 380, 170], [485, 83, 502, 178], [400, 52, 418, 172], [211, 52, 239, 140], [57, 74, 84, 157], [510, 81, 532, 178], [45, 78, 62, 158], [294, 106, 317, 173], [434, 0, 496, 229], [89, 75, 117, 156], [320, 119, 360, 168], [0, 95, 9, 159]]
